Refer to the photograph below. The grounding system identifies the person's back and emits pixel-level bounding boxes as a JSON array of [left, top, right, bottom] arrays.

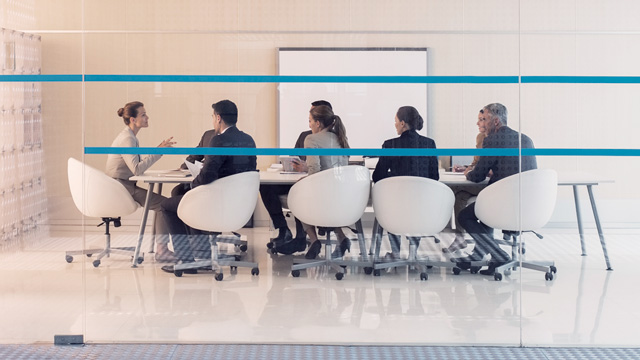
[[372, 130, 439, 182], [304, 130, 348, 175]]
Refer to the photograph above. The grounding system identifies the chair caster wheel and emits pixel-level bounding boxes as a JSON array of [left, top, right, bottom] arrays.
[[215, 273, 224, 281], [470, 266, 481, 274], [251, 267, 259, 276], [266, 242, 274, 249], [230, 266, 237, 271], [137, 257, 144, 264], [86, 254, 92, 258], [234, 255, 242, 261], [65, 255, 73, 263], [291, 270, 300, 278], [364, 267, 373, 275], [494, 273, 503, 281], [452, 267, 461, 275], [545, 272, 554, 281], [174, 270, 183, 277], [420, 272, 428, 281], [335, 272, 344, 280], [373, 269, 381, 277], [550, 265, 557, 274], [239, 244, 248, 252], [92, 260, 100, 268]]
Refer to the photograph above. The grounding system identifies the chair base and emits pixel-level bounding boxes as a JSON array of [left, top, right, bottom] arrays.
[[64, 217, 142, 267], [172, 233, 258, 280], [493, 260, 557, 281]]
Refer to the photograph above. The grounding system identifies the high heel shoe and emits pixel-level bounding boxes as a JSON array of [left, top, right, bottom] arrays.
[[305, 240, 322, 259], [331, 238, 351, 258]]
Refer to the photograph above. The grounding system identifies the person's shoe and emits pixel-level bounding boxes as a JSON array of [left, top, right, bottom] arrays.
[[450, 252, 485, 263], [155, 251, 178, 263], [272, 227, 293, 246], [479, 261, 507, 276], [305, 240, 322, 259], [384, 252, 400, 261], [331, 238, 351, 258], [294, 236, 308, 252], [442, 236, 468, 253], [160, 264, 198, 275]]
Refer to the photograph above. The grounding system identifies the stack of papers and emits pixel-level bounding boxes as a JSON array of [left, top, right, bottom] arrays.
[[184, 160, 203, 177]]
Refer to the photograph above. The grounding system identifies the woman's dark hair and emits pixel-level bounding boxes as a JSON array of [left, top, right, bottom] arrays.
[[396, 106, 424, 131], [309, 105, 349, 149], [117, 101, 144, 125]]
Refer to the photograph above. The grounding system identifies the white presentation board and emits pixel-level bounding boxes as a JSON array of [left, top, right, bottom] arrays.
[[277, 48, 428, 149]]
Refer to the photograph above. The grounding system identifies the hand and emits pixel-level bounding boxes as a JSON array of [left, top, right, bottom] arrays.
[[291, 158, 308, 173], [453, 165, 467, 173], [158, 137, 176, 148]]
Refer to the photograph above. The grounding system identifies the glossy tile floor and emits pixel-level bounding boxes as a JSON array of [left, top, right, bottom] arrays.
[[0, 225, 638, 346]]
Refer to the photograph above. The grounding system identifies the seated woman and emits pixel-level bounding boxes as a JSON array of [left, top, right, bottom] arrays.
[[372, 106, 439, 259], [105, 101, 176, 262], [291, 105, 351, 260]]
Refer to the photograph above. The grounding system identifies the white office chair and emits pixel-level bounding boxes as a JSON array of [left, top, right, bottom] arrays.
[[288, 165, 371, 280], [65, 157, 142, 267], [474, 168, 558, 281], [173, 171, 260, 280], [371, 176, 455, 280]]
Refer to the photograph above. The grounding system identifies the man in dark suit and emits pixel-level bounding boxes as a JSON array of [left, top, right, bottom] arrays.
[[456, 103, 537, 275], [260, 100, 331, 255], [171, 129, 217, 197], [160, 100, 257, 273]]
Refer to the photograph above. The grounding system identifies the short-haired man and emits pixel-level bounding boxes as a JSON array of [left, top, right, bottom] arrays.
[[456, 103, 537, 275], [259, 100, 332, 255], [160, 100, 257, 274]]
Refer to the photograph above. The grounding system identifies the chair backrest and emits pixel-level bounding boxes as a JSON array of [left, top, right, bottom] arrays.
[[288, 165, 370, 227], [475, 168, 558, 231], [177, 171, 260, 232], [67, 157, 139, 218], [372, 176, 455, 236]]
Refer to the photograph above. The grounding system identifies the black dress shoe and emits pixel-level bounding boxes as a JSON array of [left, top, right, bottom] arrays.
[[305, 240, 322, 259], [294, 236, 308, 252], [331, 238, 351, 258], [161, 264, 198, 275], [479, 261, 507, 276], [272, 227, 293, 246], [451, 253, 485, 263]]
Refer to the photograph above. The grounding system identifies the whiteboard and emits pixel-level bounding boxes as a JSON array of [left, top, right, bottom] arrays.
[[277, 48, 428, 149]]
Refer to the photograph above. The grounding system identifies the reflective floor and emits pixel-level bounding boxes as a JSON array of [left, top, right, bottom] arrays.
[[0, 225, 637, 346]]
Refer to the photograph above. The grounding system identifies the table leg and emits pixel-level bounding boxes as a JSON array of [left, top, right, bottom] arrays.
[[148, 183, 163, 254], [587, 185, 613, 270], [132, 183, 154, 268], [572, 185, 587, 256]]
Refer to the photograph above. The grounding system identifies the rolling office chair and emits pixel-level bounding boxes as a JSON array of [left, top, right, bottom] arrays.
[[474, 168, 558, 281], [173, 171, 260, 280], [371, 176, 455, 280], [288, 165, 371, 280], [65, 157, 142, 267]]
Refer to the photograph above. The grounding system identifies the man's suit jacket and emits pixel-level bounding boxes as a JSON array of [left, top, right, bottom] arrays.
[[466, 125, 537, 185], [180, 129, 217, 169], [191, 126, 257, 188], [372, 130, 439, 182]]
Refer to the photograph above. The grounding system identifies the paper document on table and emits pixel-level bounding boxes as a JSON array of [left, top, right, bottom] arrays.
[[158, 169, 191, 178], [184, 160, 203, 177]]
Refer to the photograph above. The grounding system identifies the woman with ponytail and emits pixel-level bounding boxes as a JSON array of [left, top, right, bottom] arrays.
[[291, 104, 351, 260], [372, 106, 439, 259], [105, 101, 177, 262]]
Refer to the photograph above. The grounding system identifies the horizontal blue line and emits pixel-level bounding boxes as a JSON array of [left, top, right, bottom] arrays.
[[0, 74, 83, 82], [5, 74, 640, 84], [84, 75, 518, 83], [84, 147, 640, 157]]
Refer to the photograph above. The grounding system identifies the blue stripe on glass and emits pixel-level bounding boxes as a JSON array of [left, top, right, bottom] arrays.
[[84, 147, 640, 157], [522, 76, 640, 84], [83, 75, 519, 83], [0, 74, 83, 82]]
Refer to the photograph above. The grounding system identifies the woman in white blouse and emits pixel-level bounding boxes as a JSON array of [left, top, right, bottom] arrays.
[[105, 101, 176, 262]]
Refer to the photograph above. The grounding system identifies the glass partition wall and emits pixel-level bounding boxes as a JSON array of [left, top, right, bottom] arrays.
[[0, 0, 638, 346]]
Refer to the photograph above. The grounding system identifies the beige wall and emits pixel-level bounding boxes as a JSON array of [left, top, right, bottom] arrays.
[[3, 0, 640, 226]]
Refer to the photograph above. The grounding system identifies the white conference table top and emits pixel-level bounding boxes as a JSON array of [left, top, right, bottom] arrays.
[[131, 169, 613, 187]]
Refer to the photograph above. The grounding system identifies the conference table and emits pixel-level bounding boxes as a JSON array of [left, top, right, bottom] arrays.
[[130, 169, 613, 270]]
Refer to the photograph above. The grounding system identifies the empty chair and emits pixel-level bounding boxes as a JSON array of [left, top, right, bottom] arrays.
[[371, 176, 455, 280], [474, 168, 558, 281], [65, 157, 142, 267], [288, 165, 371, 280], [173, 171, 260, 280]]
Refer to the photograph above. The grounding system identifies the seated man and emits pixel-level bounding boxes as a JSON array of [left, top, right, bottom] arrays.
[[259, 100, 332, 255], [160, 100, 257, 274], [456, 103, 537, 275]]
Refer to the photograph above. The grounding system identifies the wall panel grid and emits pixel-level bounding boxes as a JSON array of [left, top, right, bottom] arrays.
[[1, 27, 47, 246]]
